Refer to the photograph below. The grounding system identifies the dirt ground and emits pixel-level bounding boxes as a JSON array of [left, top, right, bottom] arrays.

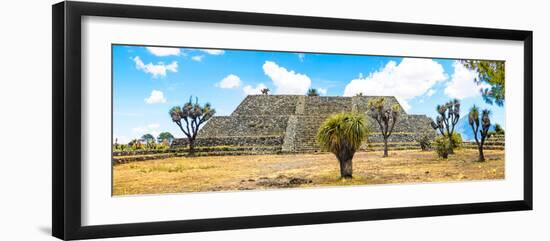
[[112, 149, 504, 196]]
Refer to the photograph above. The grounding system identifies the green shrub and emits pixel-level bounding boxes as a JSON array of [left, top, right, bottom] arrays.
[[112, 144, 128, 152], [154, 143, 169, 150], [417, 135, 432, 151], [444, 132, 462, 150], [494, 123, 505, 135], [128, 139, 144, 150], [145, 142, 155, 150], [434, 136, 451, 158]]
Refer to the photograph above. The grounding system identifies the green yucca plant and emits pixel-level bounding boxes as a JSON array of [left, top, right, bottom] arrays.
[[169, 96, 215, 155], [430, 99, 461, 156], [367, 97, 400, 157], [316, 112, 369, 179], [469, 105, 491, 161]]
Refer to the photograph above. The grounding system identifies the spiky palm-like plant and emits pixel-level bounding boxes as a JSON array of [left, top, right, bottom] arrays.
[[468, 106, 491, 161], [431, 99, 460, 156], [316, 112, 368, 179], [169, 96, 215, 155], [307, 88, 319, 96], [367, 97, 400, 157]]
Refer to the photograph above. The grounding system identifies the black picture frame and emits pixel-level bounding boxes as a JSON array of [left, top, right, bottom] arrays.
[[52, 1, 533, 240]]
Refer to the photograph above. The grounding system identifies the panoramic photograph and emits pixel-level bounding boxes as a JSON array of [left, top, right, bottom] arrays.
[[112, 45, 505, 196]]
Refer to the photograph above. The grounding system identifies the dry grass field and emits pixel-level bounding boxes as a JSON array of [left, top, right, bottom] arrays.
[[112, 149, 504, 196]]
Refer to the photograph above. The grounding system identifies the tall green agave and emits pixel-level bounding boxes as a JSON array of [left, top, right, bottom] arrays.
[[316, 112, 369, 179]]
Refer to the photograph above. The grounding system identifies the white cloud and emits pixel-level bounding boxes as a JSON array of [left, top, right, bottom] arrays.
[[262, 61, 311, 94], [343, 58, 447, 111], [200, 49, 224, 55], [191, 55, 204, 62], [145, 47, 181, 56], [297, 53, 305, 62], [144, 90, 167, 104], [426, 89, 436, 97], [133, 56, 178, 78], [444, 61, 491, 99], [318, 88, 328, 95], [216, 74, 242, 89], [243, 83, 268, 95]]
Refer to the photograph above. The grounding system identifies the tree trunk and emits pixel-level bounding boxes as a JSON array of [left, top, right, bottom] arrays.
[[383, 138, 389, 157], [188, 139, 196, 156], [337, 149, 354, 179], [478, 145, 485, 162]]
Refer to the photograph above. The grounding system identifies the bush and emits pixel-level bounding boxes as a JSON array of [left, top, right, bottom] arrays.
[[434, 136, 451, 158], [128, 139, 144, 150], [113, 144, 130, 152], [119, 144, 128, 151], [444, 132, 462, 150], [417, 135, 432, 151], [494, 124, 505, 135]]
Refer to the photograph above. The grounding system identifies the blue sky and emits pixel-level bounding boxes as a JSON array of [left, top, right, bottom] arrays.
[[112, 45, 505, 143]]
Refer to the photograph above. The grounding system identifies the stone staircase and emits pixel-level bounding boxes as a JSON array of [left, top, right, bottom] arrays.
[[291, 116, 327, 152], [287, 97, 353, 152]]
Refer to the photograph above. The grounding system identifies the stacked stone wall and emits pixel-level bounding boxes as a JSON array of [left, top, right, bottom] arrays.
[[302, 96, 352, 116], [368, 115, 436, 141], [232, 95, 299, 116], [462, 134, 505, 150], [198, 116, 289, 137], [172, 136, 284, 148]]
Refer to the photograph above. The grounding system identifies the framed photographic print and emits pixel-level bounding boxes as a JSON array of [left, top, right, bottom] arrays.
[[52, 1, 533, 240]]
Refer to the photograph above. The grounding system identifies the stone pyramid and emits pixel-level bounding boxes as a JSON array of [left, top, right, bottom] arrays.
[[171, 95, 436, 153]]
